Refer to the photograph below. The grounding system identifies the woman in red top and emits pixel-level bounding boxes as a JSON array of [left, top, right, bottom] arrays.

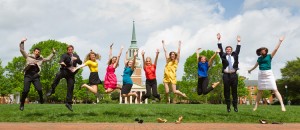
[[141, 49, 160, 102]]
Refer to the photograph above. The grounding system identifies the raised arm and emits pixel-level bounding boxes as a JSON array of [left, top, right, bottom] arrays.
[[19, 38, 28, 58], [162, 40, 168, 62], [114, 46, 123, 68], [271, 36, 284, 58], [217, 33, 224, 56], [248, 62, 259, 74], [196, 48, 201, 63], [124, 50, 129, 66], [131, 50, 137, 70], [141, 50, 146, 68], [109, 43, 113, 59], [235, 35, 241, 55], [154, 49, 159, 66], [208, 49, 220, 67], [177, 41, 181, 63], [43, 48, 56, 62]]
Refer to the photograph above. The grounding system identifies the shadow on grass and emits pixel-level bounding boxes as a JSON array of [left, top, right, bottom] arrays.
[[25, 112, 44, 117], [82, 112, 98, 116], [58, 113, 79, 117]]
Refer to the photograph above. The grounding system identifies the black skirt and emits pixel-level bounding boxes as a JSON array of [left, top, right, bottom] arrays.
[[121, 84, 133, 94], [89, 72, 102, 85]]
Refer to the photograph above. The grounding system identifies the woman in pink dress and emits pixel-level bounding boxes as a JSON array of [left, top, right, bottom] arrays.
[[104, 44, 123, 93]]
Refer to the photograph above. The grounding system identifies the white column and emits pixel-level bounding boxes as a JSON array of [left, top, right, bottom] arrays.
[[139, 91, 142, 104], [135, 92, 138, 104], [130, 96, 133, 104], [125, 97, 128, 104]]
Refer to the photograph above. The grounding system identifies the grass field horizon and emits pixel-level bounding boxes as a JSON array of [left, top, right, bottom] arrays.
[[0, 104, 299, 123]]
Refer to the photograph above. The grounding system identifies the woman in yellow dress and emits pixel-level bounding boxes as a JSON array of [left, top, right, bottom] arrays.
[[162, 40, 187, 103]]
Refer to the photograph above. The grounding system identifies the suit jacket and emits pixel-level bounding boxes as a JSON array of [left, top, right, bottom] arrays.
[[217, 43, 241, 73], [19, 42, 55, 73]]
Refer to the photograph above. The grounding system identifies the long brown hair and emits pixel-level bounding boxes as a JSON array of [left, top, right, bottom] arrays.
[[107, 56, 119, 67], [167, 51, 177, 62], [84, 50, 101, 62]]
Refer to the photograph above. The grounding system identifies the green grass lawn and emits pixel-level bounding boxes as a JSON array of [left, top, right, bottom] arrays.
[[0, 104, 299, 123]]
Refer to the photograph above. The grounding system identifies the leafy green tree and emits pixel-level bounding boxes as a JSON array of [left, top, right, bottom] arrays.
[[5, 57, 25, 95], [0, 60, 11, 97], [180, 50, 222, 103], [237, 76, 249, 104], [277, 57, 300, 104]]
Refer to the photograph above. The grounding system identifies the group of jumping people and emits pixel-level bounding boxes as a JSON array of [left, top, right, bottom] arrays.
[[19, 33, 286, 112]]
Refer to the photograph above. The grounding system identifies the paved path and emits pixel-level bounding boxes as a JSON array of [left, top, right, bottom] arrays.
[[1, 123, 300, 130]]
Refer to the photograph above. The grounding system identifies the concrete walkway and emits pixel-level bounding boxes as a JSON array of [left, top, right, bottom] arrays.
[[1, 123, 300, 130]]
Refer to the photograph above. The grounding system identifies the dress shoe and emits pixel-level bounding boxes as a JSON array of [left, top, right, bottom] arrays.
[[19, 104, 24, 111], [227, 108, 231, 112], [234, 107, 238, 112], [46, 89, 55, 97], [138, 119, 143, 124], [65, 103, 73, 112]]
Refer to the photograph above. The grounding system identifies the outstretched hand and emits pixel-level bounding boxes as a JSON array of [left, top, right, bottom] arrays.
[[60, 62, 66, 66], [110, 43, 114, 48], [216, 48, 221, 53], [21, 38, 27, 43], [141, 50, 145, 56], [237, 35, 241, 42], [134, 50, 138, 56], [279, 36, 285, 42], [217, 33, 221, 40], [197, 48, 201, 51], [248, 70, 251, 74], [156, 49, 160, 53]]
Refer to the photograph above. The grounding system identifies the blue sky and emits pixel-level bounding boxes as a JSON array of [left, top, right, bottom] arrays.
[[0, 0, 299, 84]]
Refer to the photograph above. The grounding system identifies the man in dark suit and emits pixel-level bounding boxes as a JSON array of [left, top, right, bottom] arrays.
[[217, 33, 241, 112], [46, 45, 82, 111]]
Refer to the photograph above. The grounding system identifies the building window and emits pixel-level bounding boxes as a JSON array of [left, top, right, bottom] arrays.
[[251, 86, 254, 90]]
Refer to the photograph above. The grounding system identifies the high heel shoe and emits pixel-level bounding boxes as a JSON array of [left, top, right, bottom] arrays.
[[175, 116, 183, 124], [157, 118, 167, 123]]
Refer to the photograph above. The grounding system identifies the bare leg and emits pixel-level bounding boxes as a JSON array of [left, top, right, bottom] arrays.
[[171, 84, 187, 98], [253, 90, 263, 111], [273, 90, 286, 111], [105, 88, 115, 94], [164, 83, 170, 103], [82, 84, 98, 94]]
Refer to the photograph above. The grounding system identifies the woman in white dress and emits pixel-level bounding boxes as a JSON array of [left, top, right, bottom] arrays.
[[248, 36, 286, 112]]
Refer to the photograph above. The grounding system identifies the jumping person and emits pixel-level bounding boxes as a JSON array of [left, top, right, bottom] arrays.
[[162, 40, 187, 103], [104, 44, 123, 93], [19, 38, 56, 111], [121, 50, 138, 98], [248, 36, 286, 112], [46, 45, 82, 111], [196, 48, 220, 96], [73, 50, 102, 94], [217, 33, 241, 112], [141, 49, 161, 102]]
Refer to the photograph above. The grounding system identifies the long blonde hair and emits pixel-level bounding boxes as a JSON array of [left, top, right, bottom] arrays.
[[84, 50, 101, 62]]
